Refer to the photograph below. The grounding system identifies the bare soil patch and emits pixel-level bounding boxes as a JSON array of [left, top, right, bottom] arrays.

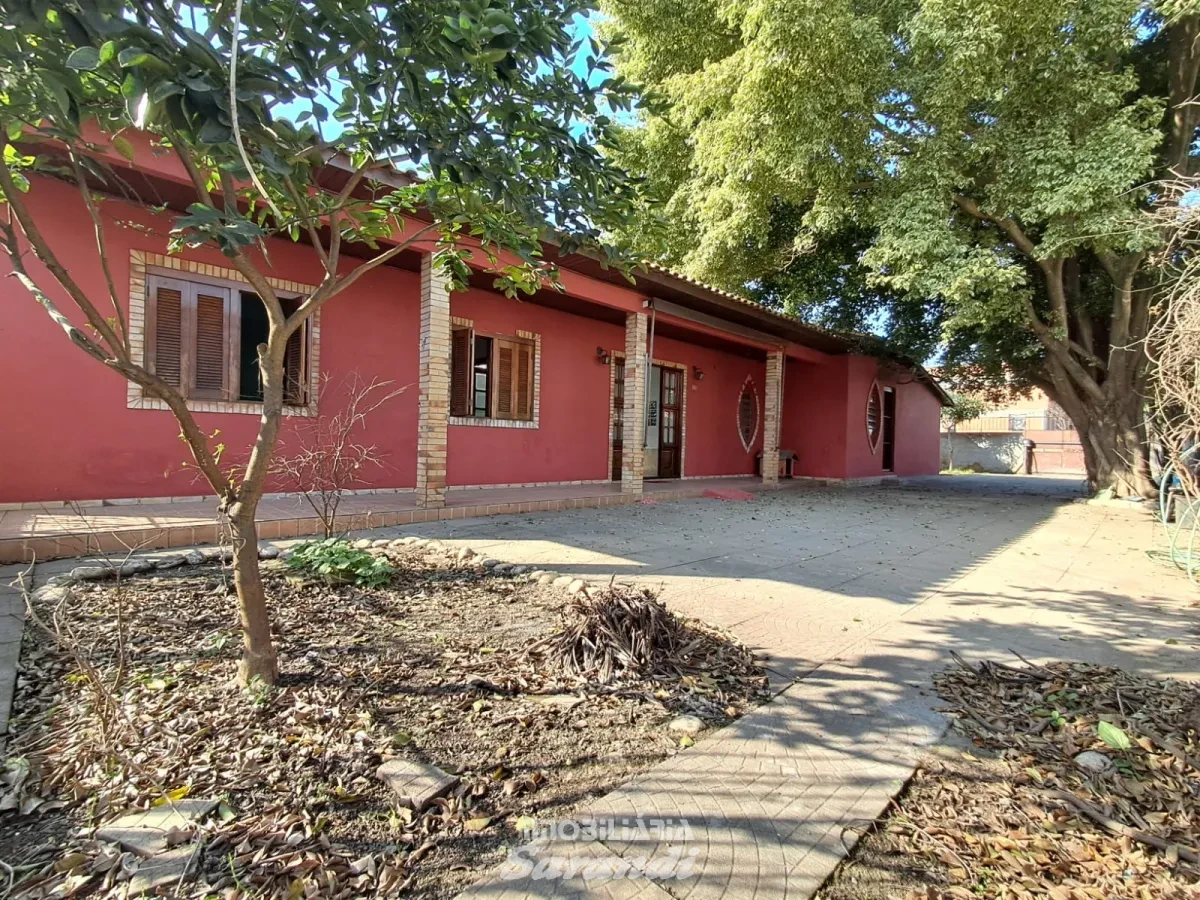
[[0, 540, 768, 898], [817, 657, 1200, 900]]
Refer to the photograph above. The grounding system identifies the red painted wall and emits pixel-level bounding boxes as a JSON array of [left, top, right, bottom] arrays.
[[780, 356, 851, 479], [891, 378, 942, 475], [649, 335, 765, 478], [444, 297, 770, 486], [843, 356, 942, 478], [0, 176, 421, 503], [446, 289, 623, 486]]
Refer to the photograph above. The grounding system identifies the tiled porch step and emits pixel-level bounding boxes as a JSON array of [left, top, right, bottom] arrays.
[[0, 486, 720, 565]]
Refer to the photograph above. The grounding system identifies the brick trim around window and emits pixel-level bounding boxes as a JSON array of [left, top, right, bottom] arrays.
[[126, 251, 321, 416], [448, 320, 541, 429]]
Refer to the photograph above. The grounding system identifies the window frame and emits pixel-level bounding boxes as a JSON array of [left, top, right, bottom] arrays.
[[127, 253, 319, 417], [866, 380, 883, 453], [449, 323, 540, 429]]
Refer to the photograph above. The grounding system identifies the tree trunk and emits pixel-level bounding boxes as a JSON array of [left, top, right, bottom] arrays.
[[229, 510, 278, 685], [1071, 390, 1154, 498]]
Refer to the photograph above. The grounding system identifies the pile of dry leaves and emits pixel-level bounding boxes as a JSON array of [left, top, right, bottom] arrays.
[[0, 540, 769, 899], [818, 654, 1200, 900]]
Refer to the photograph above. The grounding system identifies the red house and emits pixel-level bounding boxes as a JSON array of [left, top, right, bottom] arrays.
[[0, 145, 947, 539]]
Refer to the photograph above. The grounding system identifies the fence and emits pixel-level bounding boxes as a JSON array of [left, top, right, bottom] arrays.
[[944, 413, 1085, 474]]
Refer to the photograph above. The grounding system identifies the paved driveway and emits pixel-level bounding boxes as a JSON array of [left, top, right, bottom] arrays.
[[386, 479, 1196, 900]]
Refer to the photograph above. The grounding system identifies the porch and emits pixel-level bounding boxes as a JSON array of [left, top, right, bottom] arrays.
[[0, 476, 789, 564]]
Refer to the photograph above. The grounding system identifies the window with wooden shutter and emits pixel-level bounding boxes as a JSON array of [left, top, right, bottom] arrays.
[[142, 270, 312, 408], [514, 342, 532, 420], [450, 327, 472, 417], [493, 341, 515, 419], [281, 297, 309, 406], [146, 275, 184, 388], [282, 321, 308, 405], [192, 287, 230, 399], [449, 328, 535, 423], [488, 337, 534, 422]]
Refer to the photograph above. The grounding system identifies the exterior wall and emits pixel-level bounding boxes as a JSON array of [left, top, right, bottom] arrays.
[[0, 170, 945, 504], [940, 432, 1027, 473], [446, 288, 623, 487], [780, 357, 851, 479], [0, 177, 421, 504], [649, 334, 766, 478], [891, 377, 943, 476], [782, 355, 942, 481]]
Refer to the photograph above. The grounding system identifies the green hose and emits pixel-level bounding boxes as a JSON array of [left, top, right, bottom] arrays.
[[1150, 461, 1199, 583]]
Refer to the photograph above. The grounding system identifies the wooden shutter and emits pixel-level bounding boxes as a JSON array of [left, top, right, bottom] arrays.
[[514, 342, 533, 420], [450, 328, 472, 417], [283, 320, 308, 406], [146, 275, 185, 389], [192, 286, 230, 399], [490, 337, 534, 421], [493, 341, 514, 419]]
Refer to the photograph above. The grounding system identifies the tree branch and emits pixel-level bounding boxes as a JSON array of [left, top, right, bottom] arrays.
[[0, 157, 128, 362], [68, 148, 129, 356]]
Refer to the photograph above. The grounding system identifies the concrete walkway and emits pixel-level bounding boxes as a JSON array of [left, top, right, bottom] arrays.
[[384, 482, 1194, 899]]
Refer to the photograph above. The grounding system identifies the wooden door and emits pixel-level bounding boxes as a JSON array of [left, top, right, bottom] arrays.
[[881, 387, 896, 472], [611, 358, 625, 481], [658, 366, 682, 479]]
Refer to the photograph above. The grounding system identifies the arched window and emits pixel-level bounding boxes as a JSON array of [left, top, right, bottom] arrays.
[[866, 381, 883, 452], [738, 377, 759, 451]]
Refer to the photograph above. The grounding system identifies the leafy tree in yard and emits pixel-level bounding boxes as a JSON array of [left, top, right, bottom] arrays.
[[601, 0, 1200, 496], [0, 0, 645, 685]]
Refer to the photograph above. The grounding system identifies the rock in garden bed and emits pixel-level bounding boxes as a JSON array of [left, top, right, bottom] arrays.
[[815, 656, 1200, 900], [0, 538, 769, 899]]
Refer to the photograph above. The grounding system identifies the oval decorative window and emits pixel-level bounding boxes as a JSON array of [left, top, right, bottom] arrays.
[[866, 381, 883, 452], [737, 377, 759, 452]]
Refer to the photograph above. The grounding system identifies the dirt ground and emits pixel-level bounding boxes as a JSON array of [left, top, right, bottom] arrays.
[[0, 540, 768, 899], [816, 658, 1200, 900]]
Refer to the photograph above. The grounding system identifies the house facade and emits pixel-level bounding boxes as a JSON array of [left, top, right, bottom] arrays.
[[0, 148, 946, 509]]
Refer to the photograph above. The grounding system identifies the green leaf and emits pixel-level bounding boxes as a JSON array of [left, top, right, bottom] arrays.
[[1097, 720, 1131, 751], [65, 47, 101, 71], [112, 135, 135, 161]]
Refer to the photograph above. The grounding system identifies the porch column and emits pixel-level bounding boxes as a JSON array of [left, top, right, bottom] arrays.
[[416, 254, 451, 508], [762, 349, 784, 485], [622, 311, 648, 495]]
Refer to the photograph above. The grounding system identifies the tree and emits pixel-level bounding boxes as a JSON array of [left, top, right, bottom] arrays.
[[601, 0, 1200, 496], [0, 0, 644, 685]]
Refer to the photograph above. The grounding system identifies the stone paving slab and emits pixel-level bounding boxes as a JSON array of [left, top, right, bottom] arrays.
[[377, 758, 459, 809]]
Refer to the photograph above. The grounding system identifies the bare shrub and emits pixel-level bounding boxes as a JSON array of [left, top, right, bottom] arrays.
[[269, 374, 405, 537]]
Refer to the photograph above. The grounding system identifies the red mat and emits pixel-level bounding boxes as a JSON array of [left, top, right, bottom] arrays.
[[702, 488, 756, 502]]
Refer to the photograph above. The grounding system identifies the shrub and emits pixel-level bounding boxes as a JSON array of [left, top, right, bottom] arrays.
[[286, 539, 394, 587]]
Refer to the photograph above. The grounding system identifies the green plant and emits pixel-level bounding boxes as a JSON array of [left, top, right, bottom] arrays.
[[286, 539, 394, 587]]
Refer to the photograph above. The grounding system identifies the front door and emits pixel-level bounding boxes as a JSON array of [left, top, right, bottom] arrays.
[[881, 386, 896, 472], [612, 361, 683, 481], [657, 366, 682, 479]]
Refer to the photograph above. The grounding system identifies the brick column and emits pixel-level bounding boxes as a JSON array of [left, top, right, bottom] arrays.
[[621, 312, 648, 495], [416, 254, 451, 507], [762, 349, 784, 485]]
